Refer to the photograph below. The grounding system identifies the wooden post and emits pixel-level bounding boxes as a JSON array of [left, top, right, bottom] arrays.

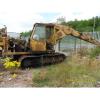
[[96, 32, 99, 40], [80, 39, 81, 50], [74, 38, 77, 53], [58, 40, 61, 51]]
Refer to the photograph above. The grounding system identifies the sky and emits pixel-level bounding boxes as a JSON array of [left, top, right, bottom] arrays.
[[0, 0, 100, 32]]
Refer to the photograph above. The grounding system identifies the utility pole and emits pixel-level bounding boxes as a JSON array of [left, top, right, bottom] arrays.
[[92, 17, 96, 47], [92, 17, 95, 37]]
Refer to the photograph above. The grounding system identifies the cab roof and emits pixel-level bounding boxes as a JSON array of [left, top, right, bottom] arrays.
[[34, 23, 55, 27]]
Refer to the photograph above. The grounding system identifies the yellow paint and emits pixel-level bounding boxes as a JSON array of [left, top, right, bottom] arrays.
[[30, 39, 46, 51]]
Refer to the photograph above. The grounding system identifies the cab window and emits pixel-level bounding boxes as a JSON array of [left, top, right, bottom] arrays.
[[33, 25, 46, 40]]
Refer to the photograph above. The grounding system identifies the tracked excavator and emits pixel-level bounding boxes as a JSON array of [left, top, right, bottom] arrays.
[[0, 26, 8, 53], [2, 23, 100, 68]]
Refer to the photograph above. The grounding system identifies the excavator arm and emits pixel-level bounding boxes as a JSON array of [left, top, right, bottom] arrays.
[[49, 24, 100, 46]]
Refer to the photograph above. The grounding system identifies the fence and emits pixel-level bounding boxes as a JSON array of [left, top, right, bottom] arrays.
[[58, 32, 100, 52]]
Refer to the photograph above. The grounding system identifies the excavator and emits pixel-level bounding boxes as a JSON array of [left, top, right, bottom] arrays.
[[1, 23, 100, 69], [0, 25, 8, 53]]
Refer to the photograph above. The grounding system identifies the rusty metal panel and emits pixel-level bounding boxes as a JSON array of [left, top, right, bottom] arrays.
[[30, 39, 46, 51]]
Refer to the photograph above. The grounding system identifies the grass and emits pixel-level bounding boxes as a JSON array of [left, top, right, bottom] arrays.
[[89, 46, 100, 58], [32, 54, 100, 87]]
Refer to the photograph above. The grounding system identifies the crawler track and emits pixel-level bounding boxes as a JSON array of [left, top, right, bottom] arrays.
[[20, 52, 66, 69]]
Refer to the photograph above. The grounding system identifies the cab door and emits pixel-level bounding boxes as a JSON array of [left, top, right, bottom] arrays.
[[29, 24, 46, 51]]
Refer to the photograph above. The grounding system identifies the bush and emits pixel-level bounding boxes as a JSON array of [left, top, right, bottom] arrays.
[[89, 46, 100, 58], [77, 47, 89, 57]]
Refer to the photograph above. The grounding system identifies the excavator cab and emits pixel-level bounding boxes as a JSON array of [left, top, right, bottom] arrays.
[[29, 22, 100, 53], [29, 23, 54, 52]]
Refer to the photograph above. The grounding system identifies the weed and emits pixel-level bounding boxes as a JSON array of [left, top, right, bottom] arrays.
[[89, 46, 100, 58], [3, 57, 21, 74], [32, 54, 100, 87]]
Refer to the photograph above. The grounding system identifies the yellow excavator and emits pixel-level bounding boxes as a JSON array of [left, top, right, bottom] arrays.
[[2, 23, 100, 68], [0, 26, 8, 53]]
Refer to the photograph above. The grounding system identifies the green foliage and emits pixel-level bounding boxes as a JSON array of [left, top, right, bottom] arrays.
[[89, 47, 100, 58], [96, 26, 100, 31], [20, 30, 32, 37], [62, 16, 100, 32]]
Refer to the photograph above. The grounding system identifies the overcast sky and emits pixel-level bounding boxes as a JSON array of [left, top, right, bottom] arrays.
[[0, 0, 100, 32]]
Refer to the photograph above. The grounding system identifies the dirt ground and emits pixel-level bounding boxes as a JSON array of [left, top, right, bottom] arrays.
[[0, 68, 33, 88]]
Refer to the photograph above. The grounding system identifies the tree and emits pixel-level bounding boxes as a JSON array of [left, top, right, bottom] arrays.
[[20, 30, 32, 38], [61, 16, 100, 32]]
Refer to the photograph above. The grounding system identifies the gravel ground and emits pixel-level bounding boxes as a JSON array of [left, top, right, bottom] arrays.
[[0, 69, 33, 88], [0, 57, 34, 88]]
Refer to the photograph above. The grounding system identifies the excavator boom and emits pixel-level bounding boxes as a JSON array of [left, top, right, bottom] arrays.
[[49, 24, 100, 46]]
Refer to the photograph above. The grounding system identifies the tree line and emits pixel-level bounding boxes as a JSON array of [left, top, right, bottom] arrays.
[[61, 16, 100, 32], [20, 16, 100, 37]]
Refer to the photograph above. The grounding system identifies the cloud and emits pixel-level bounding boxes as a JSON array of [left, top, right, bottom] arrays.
[[0, 11, 44, 32], [0, 0, 100, 32]]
